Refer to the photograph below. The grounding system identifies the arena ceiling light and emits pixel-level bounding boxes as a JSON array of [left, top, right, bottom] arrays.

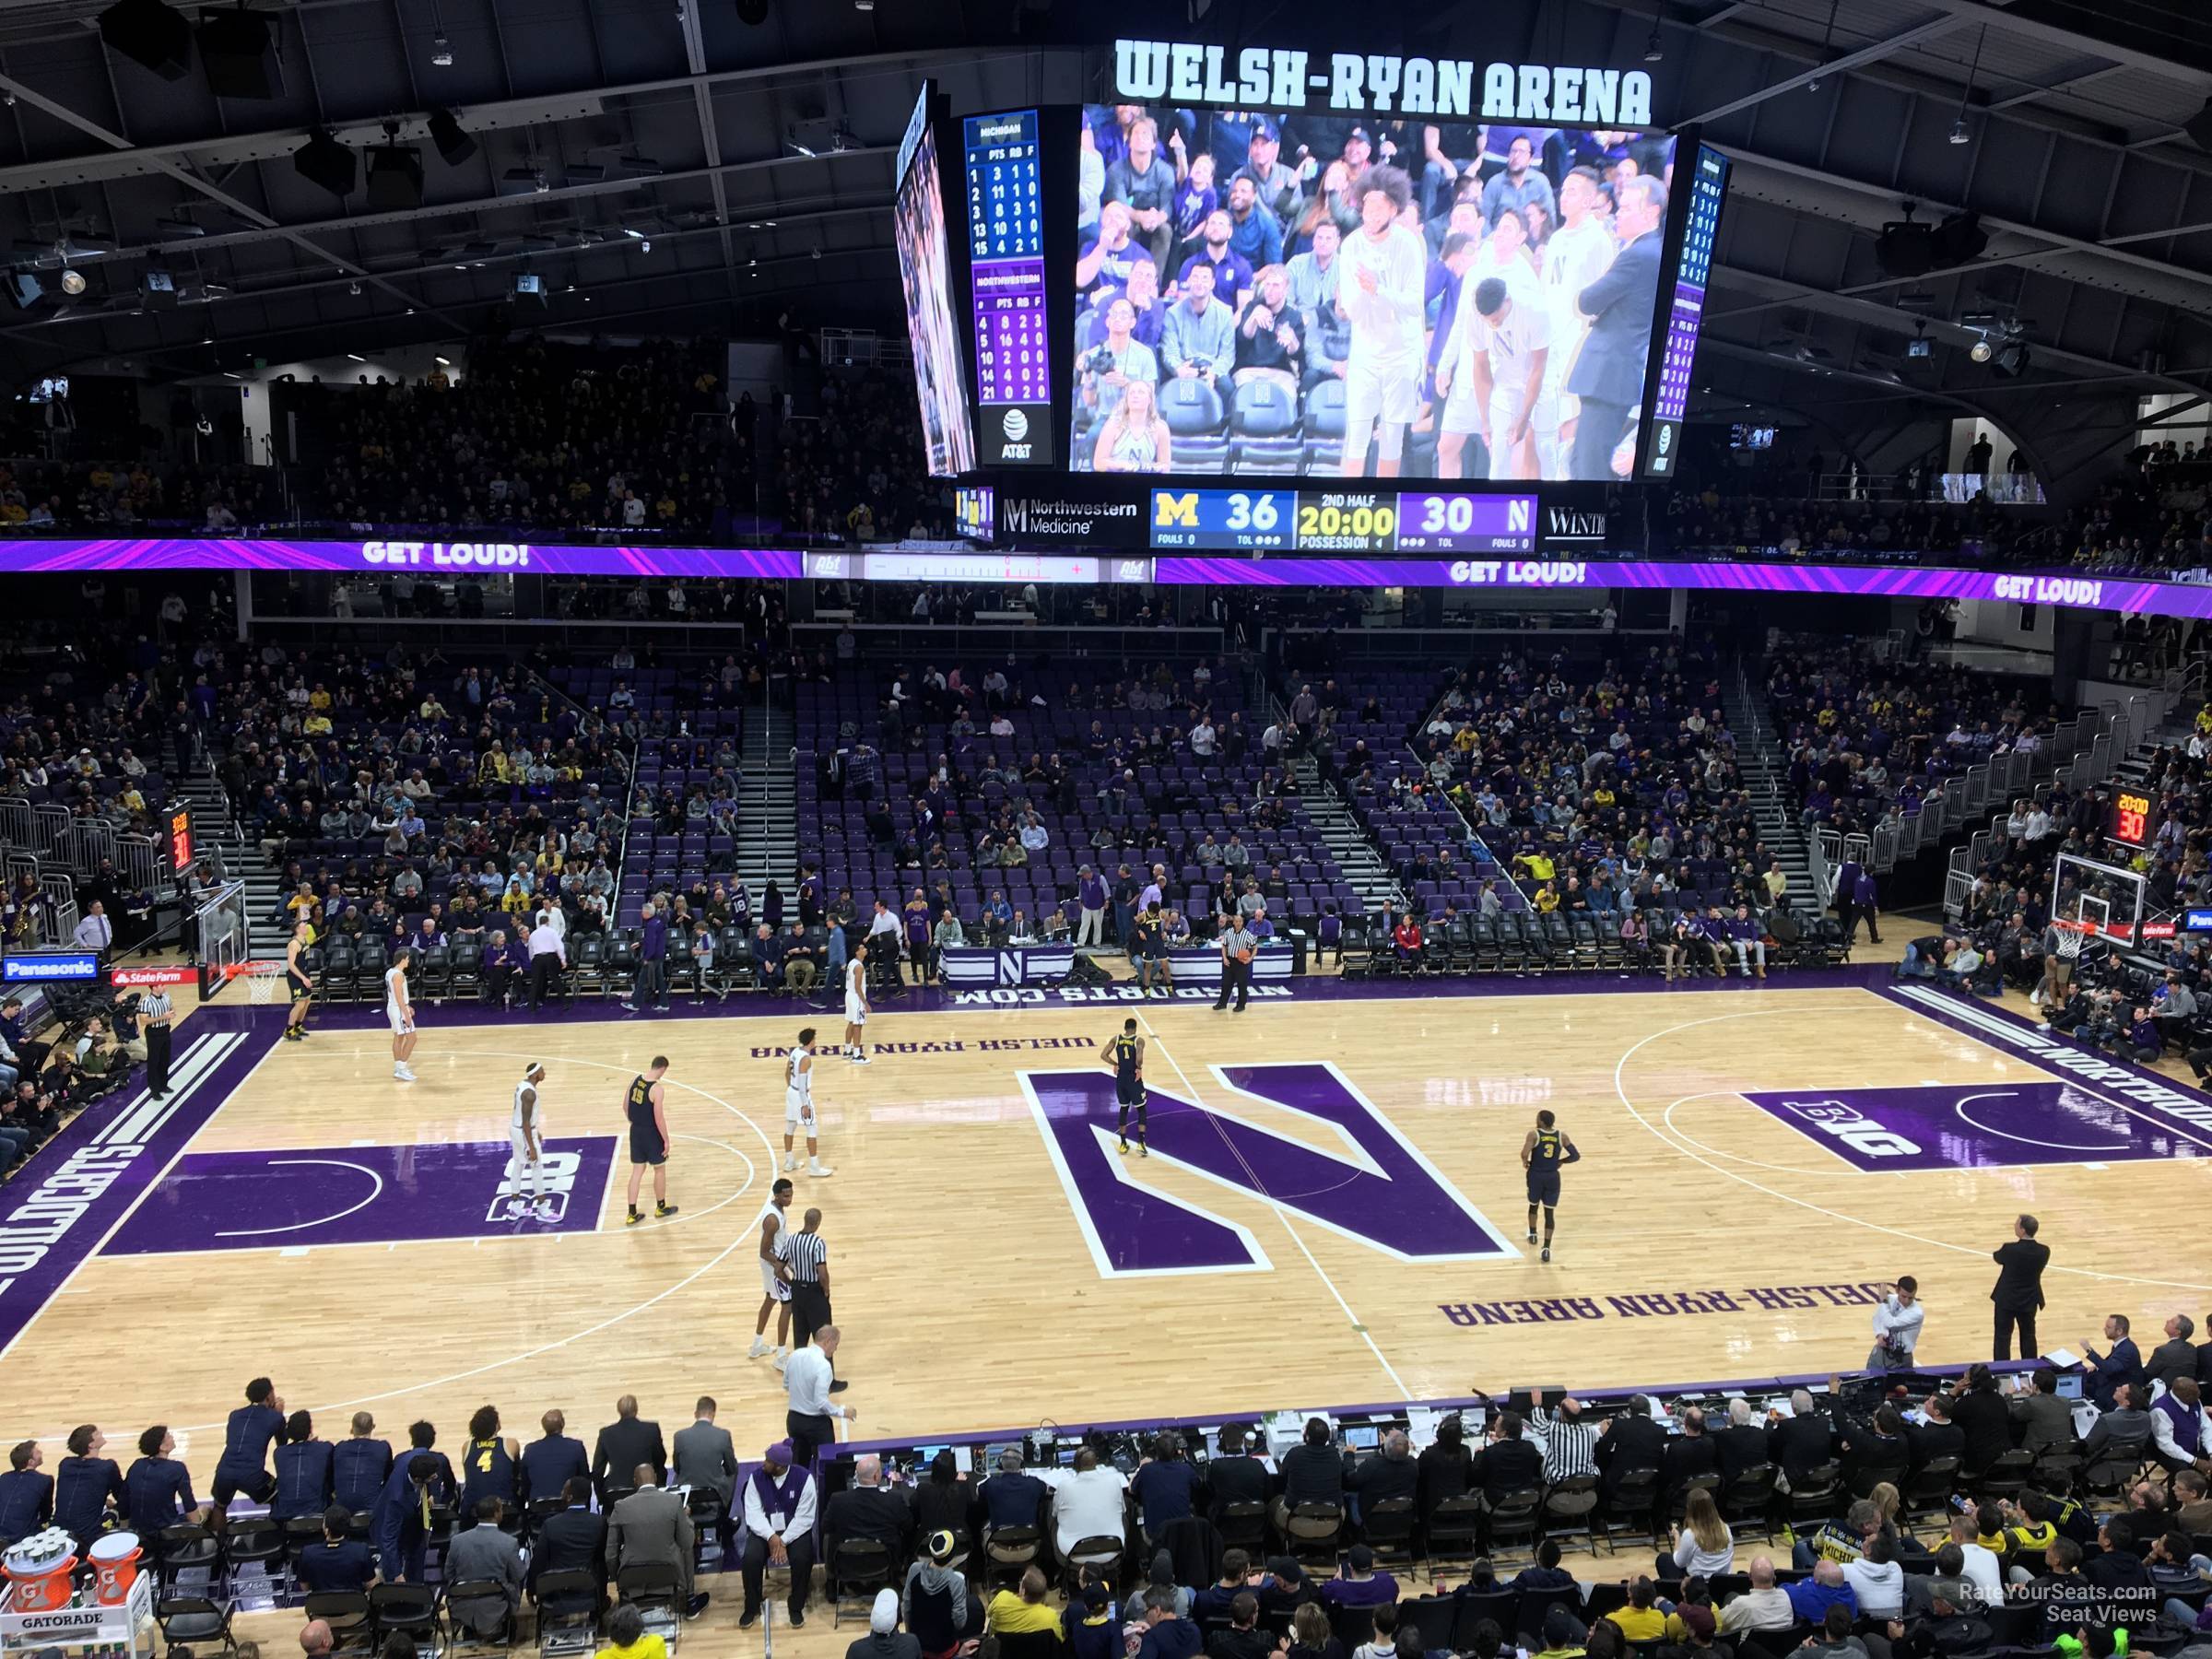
[[1969, 333, 1993, 363], [1948, 26, 1985, 147]]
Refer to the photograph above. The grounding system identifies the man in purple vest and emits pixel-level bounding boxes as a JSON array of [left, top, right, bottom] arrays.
[[2149, 1376, 2208, 1471], [624, 900, 670, 1013], [738, 1441, 817, 1628], [1076, 865, 1109, 949]]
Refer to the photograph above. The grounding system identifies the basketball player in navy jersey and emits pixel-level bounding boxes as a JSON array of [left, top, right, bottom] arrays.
[[1520, 1109, 1581, 1262], [280, 920, 315, 1042], [1101, 1017, 1147, 1156], [623, 1056, 678, 1226]]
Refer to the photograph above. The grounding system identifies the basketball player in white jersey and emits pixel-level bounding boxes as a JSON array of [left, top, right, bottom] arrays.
[[1334, 165, 1426, 479], [385, 946, 418, 1082], [841, 941, 871, 1065], [1538, 166, 1617, 478], [747, 1174, 795, 1363], [1438, 273, 1550, 482], [783, 1026, 832, 1177], [506, 1063, 553, 1221]]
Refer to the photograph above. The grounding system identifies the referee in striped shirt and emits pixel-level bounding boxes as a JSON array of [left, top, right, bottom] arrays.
[[139, 985, 175, 1099], [782, 1209, 834, 1356], [1531, 1398, 1598, 1482]]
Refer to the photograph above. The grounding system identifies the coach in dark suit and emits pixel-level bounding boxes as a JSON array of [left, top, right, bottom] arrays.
[[1658, 1408, 1722, 1507], [1767, 1394, 1834, 1490], [1714, 1401, 1771, 1484], [1566, 175, 1666, 480], [529, 1477, 607, 1610], [1594, 1396, 1667, 1502], [592, 1396, 666, 1500], [1992, 1213, 2050, 1360]]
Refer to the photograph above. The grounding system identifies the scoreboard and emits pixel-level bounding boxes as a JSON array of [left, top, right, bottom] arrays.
[[1641, 144, 1729, 480], [962, 109, 1053, 467], [1148, 488, 1537, 553]]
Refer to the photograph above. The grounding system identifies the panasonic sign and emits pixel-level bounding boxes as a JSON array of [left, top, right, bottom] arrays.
[[1113, 38, 1656, 127]]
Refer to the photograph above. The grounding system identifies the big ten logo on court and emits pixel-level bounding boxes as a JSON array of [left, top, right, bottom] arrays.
[[488, 1148, 586, 1222], [1778, 1099, 1922, 1158]]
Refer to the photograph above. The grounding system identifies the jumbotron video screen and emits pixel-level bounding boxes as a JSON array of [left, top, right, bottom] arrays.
[[893, 87, 979, 478], [1074, 109, 1676, 482]]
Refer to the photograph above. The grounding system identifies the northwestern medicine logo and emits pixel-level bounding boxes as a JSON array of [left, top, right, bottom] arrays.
[[1023, 1061, 1512, 1277], [1002, 497, 1139, 538]]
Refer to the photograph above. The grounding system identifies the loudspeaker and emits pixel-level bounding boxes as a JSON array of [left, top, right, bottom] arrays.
[[141, 268, 178, 309], [293, 130, 357, 196], [98, 0, 191, 79], [735, 0, 767, 20], [426, 107, 477, 167], [1875, 218, 1934, 278], [366, 146, 424, 209], [6, 272, 43, 310], [2184, 99, 2212, 150], [196, 8, 282, 99], [1930, 210, 1988, 266]]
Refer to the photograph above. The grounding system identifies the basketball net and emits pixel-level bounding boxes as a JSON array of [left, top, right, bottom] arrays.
[[2052, 918, 2094, 959], [221, 960, 288, 1005]]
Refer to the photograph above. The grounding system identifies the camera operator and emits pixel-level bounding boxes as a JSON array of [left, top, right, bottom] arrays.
[[1078, 299, 1159, 432]]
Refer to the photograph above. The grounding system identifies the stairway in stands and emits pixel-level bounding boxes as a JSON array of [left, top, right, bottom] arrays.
[[1288, 753, 1405, 918], [736, 700, 797, 905], [175, 765, 290, 959], [1721, 663, 1823, 914]]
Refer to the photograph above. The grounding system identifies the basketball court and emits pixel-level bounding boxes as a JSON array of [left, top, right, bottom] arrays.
[[6, 967, 2210, 1472]]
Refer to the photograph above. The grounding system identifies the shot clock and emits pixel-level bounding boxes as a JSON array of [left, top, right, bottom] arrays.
[[2110, 787, 2157, 850]]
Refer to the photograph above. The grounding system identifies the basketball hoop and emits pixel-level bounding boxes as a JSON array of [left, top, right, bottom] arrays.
[[222, 960, 288, 1005], [2052, 918, 2094, 959]]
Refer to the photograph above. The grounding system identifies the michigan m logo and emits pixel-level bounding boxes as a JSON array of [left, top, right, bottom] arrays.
[[1154, 492, 1199, 529]]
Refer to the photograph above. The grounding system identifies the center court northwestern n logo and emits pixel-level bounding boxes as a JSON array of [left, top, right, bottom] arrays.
[[1020, 1062, 1514, 1277]]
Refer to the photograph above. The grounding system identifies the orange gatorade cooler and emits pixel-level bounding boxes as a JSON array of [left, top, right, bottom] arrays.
[[3, 1528, 79, 1612], [88, 1532, 143, 1605]]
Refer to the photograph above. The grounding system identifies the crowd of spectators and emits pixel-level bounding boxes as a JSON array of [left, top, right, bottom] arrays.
[[1394, 638, 1784, 922], [1935, 715, 2212, 1054], [308, 337, 734, 536], [4, 1359, 2209, 1659], [0, 633, 183, 947], [774, 371, 945, 543], [1766, 645, 2065, 844], [203, 642, 631, 962], [0, 457, 280, 531]]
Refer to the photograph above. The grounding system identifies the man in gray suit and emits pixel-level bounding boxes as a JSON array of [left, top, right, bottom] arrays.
[[606, 1462, 708, 1619], [442, 1498, 524, 1638], [673, 1396, 739, 1558]]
